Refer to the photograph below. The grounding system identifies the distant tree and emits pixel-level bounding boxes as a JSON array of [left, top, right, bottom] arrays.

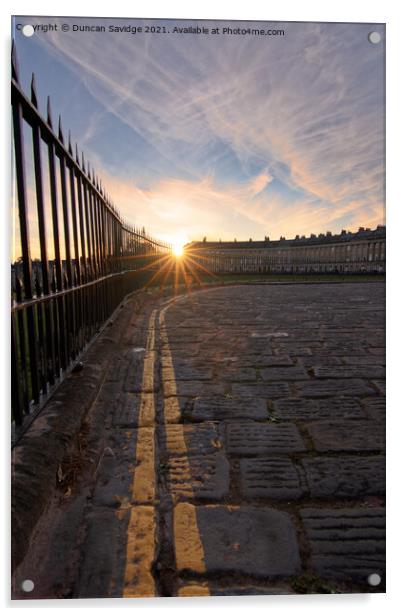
[[203, 236, 207, 242], [249, 237, 252, 242], [234, 238, 237, 242]]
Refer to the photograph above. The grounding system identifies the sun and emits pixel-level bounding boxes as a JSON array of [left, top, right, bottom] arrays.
[[172, 242, 185, 257]]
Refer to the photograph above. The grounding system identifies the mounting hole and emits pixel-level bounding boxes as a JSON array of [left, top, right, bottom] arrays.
[[21, 579, 34, 592], [22, 24, 35, 37], [368, 31, 381, 44], [367, 573, 381, 586]]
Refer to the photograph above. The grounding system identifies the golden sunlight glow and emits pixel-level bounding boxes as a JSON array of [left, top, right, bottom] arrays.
[[172, 243, 184, 257], [171, 234, 188, 258]]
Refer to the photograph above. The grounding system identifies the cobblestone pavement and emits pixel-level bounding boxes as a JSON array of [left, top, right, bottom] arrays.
[[13, 282, 385, 598]]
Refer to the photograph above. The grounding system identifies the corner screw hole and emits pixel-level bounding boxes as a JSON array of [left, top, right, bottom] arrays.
[[22, 25, 35, 37], [21, 579, 34, 592], [368, 31, 381, 44], [367, 573, 381, 586]]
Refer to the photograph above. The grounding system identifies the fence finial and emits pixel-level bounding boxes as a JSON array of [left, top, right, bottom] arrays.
[[58, 115, 64, 144], [30, 73, 38, 108], [75, 143, 80, 164], [68, 130, 73, 155], [81, 151, 86, 173], [47, 96, 53, 128], [11, 40, 20, 83]]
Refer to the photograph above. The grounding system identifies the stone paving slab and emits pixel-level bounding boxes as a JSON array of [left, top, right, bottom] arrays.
[[160, 347, 201, 359], [231, 382, 292, 398], [167, 364, 214, 381], [239, 339, 278, 353], [93, 450, 135, 508], [271, 397, 365, 421], [226, 422, 306, 455], [164, 380, 226, 397], [239, 457, 305, 499], [166, 453, 230, 500], [111, 393, 142, 428], [77, 509, 130, 598], [213, 353, 292, 368], [209, 585, 294, 595], [223, 367, 258, 382], [123, 351, 158, 393], [301, 456, 385, 498], [306, 420, 385, 451], [174, 504, 301, 577], [366, 347, 385, 356], [260, 366, 309, 381], [190, 396, 268, 422], [371, 380, 386, 395], [362, 397, 386, 421], [321, 343, 369, 355], [232, 353, 286, 366], [274, 343, 319, 356], [298, 355, 343, 367], [105, 354, 132, 384], [301, 508, 385, 583], [164, 422, 222, 457], [342, 356, 385, 366], [312, 366, 385, 379], [294, 379, 376, 398]]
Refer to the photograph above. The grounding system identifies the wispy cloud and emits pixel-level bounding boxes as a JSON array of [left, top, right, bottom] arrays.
[[19, 18, 385, 241]]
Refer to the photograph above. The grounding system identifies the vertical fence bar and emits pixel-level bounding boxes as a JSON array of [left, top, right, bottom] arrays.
[[11, 313, 23, 424], [48, 140, 68, 371], [76, 173, 87, 282], [59, 144, 76, 360], [83, 179, 96, 280], [31, 81, 56, 388]]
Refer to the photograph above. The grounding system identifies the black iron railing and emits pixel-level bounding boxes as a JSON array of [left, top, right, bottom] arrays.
[[11, 43, 171, 427]]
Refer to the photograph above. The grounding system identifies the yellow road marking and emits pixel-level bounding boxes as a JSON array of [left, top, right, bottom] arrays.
[[159, 305, 209, 587], [163, 397, 181, 424], [131, 309, 157, 504], [123, 506, 156, 598], [178, 583, 210, 597], [123, 309, 157, 598], [131, 427, 156, 503], [173, 503, 206, 574], [123, 298, 210, 598]]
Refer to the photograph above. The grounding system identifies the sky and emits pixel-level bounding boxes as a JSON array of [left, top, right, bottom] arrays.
[[12, 17, 385, 246]]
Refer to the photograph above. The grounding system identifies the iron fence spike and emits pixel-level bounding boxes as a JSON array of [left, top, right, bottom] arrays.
[[30, 73, 38, 108], [58, 115, 64, 143], [47, 96, 53, 128]]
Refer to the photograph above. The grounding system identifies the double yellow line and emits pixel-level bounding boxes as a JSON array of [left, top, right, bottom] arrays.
[[123, 300, 209, 598]]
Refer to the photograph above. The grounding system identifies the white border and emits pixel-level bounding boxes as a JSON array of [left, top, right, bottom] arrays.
[[2, 1, 401, 614]]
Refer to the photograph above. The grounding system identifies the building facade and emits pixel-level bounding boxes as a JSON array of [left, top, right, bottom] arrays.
[[188, 226, 386, 274]]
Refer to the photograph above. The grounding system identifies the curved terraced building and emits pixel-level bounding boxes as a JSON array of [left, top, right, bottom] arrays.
[[187, 225, 386, 274]]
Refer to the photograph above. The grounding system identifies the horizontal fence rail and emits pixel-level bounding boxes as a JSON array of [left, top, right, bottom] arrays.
[[11, 43, 171, 429]]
